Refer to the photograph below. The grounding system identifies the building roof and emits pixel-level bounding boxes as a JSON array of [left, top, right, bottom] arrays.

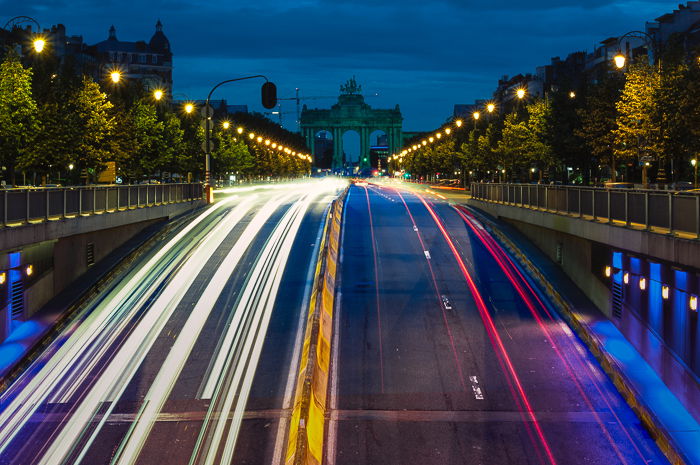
[[149, 20, 170, 52], [93, 22, 170, 54]]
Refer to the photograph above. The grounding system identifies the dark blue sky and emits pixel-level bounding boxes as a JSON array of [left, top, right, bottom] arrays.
[[2, 0, 676, 131]]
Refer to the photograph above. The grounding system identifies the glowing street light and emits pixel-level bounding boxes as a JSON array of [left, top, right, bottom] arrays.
[[184, 103, 194, 114], [473, 111, 480, 120], [487, 103, 496, 113], [222, 121, 230, 130], [614, 52, 626, 69], [110, 71, 122, 83], [516, 88, 526, 99], [153, 89, 164, 101], [569, 91, 576, 99], [33, 38, 45, 53], [455, 119, 463, 128], [237, 127, 244, 134]]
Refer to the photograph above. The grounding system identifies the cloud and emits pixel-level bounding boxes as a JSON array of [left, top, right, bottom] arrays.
[[1, 0, 678, 129]]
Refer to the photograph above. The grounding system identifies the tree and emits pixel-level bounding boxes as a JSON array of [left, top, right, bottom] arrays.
[[72, 77, 115, 182], [577, 74, 623, 182], [524, 100, 555, 178], [614, 63, 661, 180], [0, 53, 39, 184], [213, 130, 254, 179], [497, 112, 529, 180]]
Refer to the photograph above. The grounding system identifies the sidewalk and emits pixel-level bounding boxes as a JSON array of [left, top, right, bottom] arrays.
[[465, 205, 700, 465]]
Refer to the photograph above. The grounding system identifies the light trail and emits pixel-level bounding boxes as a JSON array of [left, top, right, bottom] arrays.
[[416, 195, 558, 465], [110, 190, 304, 465], [454, 205, 651, 464], [0, 180, 344, 465], [35, 197, 257, 465], [0, 195, 241, 458], [198, 190, 314, 465]]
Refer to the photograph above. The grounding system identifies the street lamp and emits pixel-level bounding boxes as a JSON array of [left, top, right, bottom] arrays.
[[184, 103, 194, 114], [516, 88, 526, 99], [692, 157, 698, 188], [110, 71, 122, 83], [486, 103, 496, 114], [32, 38, 45, 53], [612, 30, 657, 69], [222, 121, 230, 130], [153, 89, 164, 101], [568, 91, 576, 99], [614, 53, 627, 69]]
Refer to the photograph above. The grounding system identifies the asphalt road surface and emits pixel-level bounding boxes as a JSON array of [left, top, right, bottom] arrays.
[[327, 182, 669, 465], [0, 180, 343, 465]]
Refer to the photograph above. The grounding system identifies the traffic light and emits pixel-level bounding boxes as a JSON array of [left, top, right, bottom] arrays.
[[261, 82, 277, 109]]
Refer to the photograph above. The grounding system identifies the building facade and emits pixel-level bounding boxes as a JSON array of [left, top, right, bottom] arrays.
[[92, 21, 173, 91]]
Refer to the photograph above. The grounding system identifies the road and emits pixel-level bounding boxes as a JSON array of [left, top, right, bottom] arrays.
[[0, 180, 343, 465], [327, 182, 669, 465]]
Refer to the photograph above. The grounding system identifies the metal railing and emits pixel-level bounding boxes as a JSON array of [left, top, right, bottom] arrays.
[[470, 183, 700, 239], [1, 183, 204, 228]]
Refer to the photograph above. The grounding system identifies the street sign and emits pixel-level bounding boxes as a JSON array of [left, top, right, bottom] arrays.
[[201, 140, 215, 153], [200, 104, 214, 118], [200, 119, 214, 131]]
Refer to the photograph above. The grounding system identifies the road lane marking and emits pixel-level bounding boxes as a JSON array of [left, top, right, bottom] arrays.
[[469, 375, 485, 400]]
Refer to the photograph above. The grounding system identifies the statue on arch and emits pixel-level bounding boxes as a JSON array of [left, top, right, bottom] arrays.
[[340, 76, 362, 95]]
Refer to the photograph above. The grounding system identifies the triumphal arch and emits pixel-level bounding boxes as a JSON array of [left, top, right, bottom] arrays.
[[300, 78, 403, 170]]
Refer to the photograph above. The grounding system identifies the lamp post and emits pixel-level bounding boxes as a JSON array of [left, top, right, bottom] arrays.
[[692, 157, 698, 188], [203, 75, 276, 203]]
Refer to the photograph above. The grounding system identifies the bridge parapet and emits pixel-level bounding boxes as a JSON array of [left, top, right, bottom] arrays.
[[470, 183, 700, 239], [1, 183, 203, 229]]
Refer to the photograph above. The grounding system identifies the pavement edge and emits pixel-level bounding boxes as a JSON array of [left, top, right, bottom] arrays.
[[459, 204, 689, 465], [285, 187, 347, 465]]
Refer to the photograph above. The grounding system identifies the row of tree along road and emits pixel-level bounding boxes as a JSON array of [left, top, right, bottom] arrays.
[[399, 39, 700, 189], [0, 51, 311, 187]]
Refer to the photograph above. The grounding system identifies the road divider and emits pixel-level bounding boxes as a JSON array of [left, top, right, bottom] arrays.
[[286, 187, 348, 465]]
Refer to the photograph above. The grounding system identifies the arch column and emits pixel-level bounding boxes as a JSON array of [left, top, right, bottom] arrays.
[[307, 128, 316, 163], [332, 127, 343, 171], [360, 127, 370, 169]]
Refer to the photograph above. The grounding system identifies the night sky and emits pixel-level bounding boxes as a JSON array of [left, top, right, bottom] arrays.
[[1, 0, 676, 132]]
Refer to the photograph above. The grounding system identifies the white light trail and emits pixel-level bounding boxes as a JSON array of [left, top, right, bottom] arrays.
[[36, 198, 255, 465], [112, 189, 305, 465], [0, 196, 240, 457], [196, 190, 314, 465]]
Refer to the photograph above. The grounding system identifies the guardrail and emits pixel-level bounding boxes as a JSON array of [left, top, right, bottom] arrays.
[[1, 183, 204, 228], [470, 183, 700, 239]]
